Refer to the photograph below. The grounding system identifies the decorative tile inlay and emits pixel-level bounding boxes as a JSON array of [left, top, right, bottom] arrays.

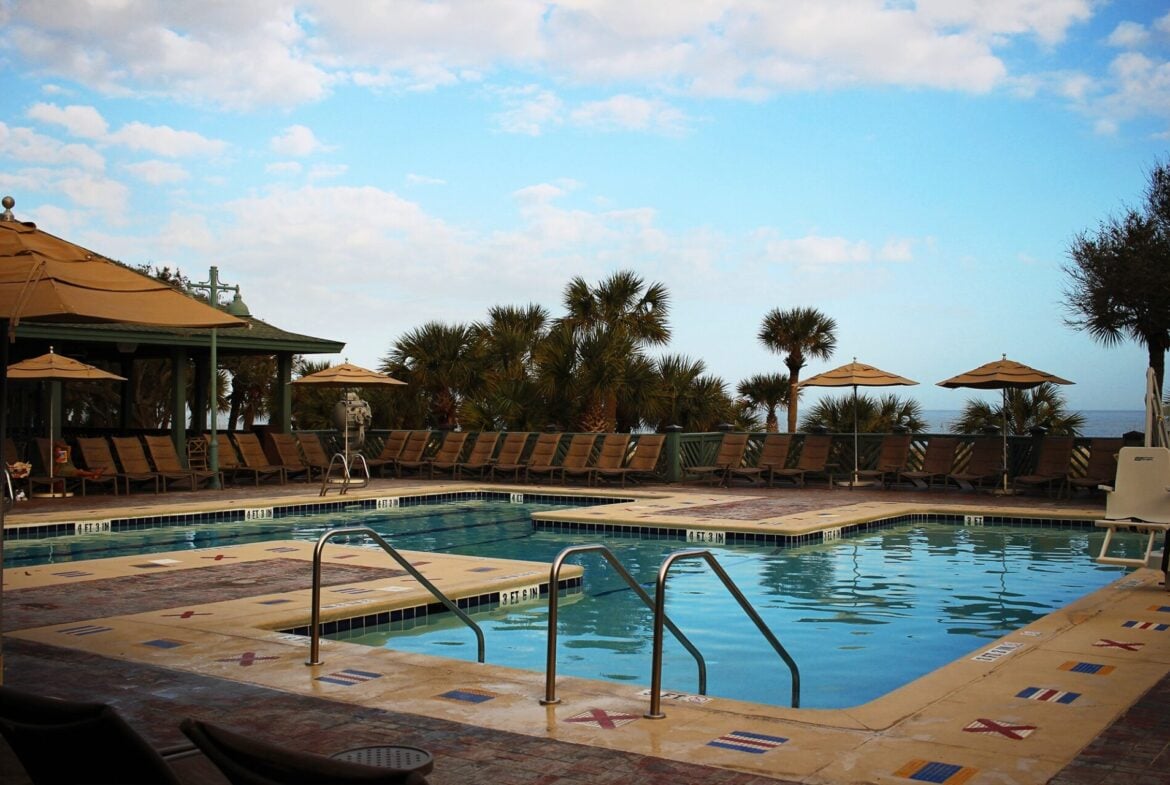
[[1123, 620, 1170, 631], [258, 598, 294, 605], [468, 567, 498, 573], [200, 554, 237, 561], [58, 624, 112, 636], [962, 718, 1037, 740], [266, 546, 299, 553], [636, 688, 712, 705], [216, 651, 279, 667], [1094, 639, 1144, 651], [439, 688, 496, 704], [1147, 605, 1170, 613], [707, 730, 788, 754], [50, 570, 93, 578], [1059, 661, 1115, 676], [141, 638, 186, 649], [1016, 687, 1080, 704], [894, 759, 978, 784], [315, 668, 383, 686], [563, 709, 639, 729], [162, 610, 212, 619], [333, 588, 373, 595]]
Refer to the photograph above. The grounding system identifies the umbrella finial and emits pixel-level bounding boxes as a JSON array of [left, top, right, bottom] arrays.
[[1, 196, 14, 222]]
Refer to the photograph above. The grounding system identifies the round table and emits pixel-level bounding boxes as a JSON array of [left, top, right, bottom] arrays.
[[331, 745, 434, 774]]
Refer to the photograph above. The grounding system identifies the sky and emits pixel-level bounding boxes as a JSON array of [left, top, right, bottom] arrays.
[[1, 1, 1168, 413]]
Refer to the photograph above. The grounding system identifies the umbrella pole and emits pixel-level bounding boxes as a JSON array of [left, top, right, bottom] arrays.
[[852, 385, 859, 487], [1, 320, 7, 682], [1001, 389, 1009, 493]]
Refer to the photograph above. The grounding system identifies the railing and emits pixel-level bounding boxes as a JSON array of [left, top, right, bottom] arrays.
[[540, 544, 707, 706], [646, 549, 800, 717], [304, 526, 485, 666], [319, 451, 370, 496]]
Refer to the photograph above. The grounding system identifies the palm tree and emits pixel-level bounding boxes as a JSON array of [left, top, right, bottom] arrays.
[[737, 372, 790, 432], [223, 355, 276, 431], [381, 321, 476, 429], [757, 307, 838, 432], [554, 271, 671, 431], [801, 392, 926, 433], [466, 304, 550, 429], [644, 354, 735, 432], [951, 383, 1085, 436]]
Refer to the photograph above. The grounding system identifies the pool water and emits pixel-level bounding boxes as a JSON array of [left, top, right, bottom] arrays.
[[5, 501, 1137, 709]]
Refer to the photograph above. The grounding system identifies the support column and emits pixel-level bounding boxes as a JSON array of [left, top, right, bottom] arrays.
[[171, 347, 188, 456], [273, 352, 293, 432]]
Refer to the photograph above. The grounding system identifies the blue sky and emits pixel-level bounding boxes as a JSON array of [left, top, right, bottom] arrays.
[[1, 1, 1168, 411]]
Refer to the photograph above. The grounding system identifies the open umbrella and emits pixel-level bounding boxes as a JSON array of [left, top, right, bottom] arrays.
[[938, 354, 1073, 492], [801, 358, 917, 486], [292, 362, 406, 472], [1, 197, 246, 678], [7, 348, 126, 494]]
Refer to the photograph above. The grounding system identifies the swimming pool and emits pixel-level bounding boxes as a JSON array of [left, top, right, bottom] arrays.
[[4, 499, 1138, 709]]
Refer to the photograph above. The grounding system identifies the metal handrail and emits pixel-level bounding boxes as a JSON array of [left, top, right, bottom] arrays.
[[319, 452, 370, 496], [646, 548, 800, 717], [541, 544, 707, 705], [305, 526, 485, 666]]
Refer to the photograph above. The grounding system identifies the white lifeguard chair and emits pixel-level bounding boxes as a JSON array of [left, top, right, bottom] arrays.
[[1095, 369, 1170, 583]]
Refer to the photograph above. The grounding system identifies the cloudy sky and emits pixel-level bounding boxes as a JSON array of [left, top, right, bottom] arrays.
[[1, 1, 1168, 410]]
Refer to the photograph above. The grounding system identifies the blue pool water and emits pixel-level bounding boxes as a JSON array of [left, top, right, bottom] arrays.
[[5, 501, 1137, 709]]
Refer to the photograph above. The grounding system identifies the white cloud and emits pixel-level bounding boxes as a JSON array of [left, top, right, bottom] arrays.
[[56, 172, 131, 218], [492, 85, 563, 135], [307, 163, 348, 180], [266, 161, 303, 175], [406, 173, 447, 186], [0, 122, 105, 170], [124, 159, 189, 185], [106, 122, 228, 157], [570, 95, 689, 135], [270, 125, 329, 157], [1107, 21, 1150, 49], [26, 102, 108, 138]]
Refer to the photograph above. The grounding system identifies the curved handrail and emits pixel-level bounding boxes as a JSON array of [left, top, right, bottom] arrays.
[[305, 526, 485, 666], [319, 452, 370, 496], [646, 548, 800, 717], [541, 543, 707, 705]]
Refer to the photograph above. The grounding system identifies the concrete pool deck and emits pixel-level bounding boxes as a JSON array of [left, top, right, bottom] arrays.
[[2, 478, 1168, 784]]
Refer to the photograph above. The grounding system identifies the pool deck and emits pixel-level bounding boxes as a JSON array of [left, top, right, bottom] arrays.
[[2, 477, 1168, 785]]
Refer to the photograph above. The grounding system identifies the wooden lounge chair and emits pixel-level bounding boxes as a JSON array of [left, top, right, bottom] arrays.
[[1013, 436, 1075, 497], [897, 437, 957, 489], [426, 432, 469, 478], [268, 432, 317, 482], [549, 434, 597, 483], [294, 432, 336, 479], [771, 434, 835, 488], [487, 432, 532, 481], [855, 433, 912, 489], [455, 432, 500, 480], [215, 433, 282, 486], [567, 433, 626, 485], [729, 433, 791, 486], [55, 437, 118, 496], [107, 436, 166, 494], [142, 434, 222, 490], [1067, 437, 1124, 495], [593, 433, 664, 487], [31, 437, 89, 496], [365, 430, 410, 477], [232, 432, 288, 485], [389, 431, 434, 478], [522, 433, 565, 483], [689, 433, 749, 486], [946, 438, 1003, 491]]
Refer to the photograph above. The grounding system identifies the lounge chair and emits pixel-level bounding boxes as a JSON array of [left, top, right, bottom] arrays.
[[771, 434, 835, 488], [1067, 437, 1124, 495], [522, 433, 566, 483], [593, 433, 664, 487], [455, 432, 500, 479], [548, 433, 597, 483], [180, 718, 430, 785], [389, 431, 434, 478], [855, 433, 912, 489], [212, 433, 282, 486], [107, 436, 166, 494], [1013, 436, 1075, 497], [729, 433, 791, 486], [426, 432, 469, 478], [365, 430, 410, 477], [31, 437, 89, 496], [294, 432, 336, 479], [232, 432, 288, 485], [268, 432, 317, 482], [568, 433, 627, 485], [689, 433, 749, 486], [487, 432, 532, 481], [63, 437, 120, 496], [897, 436, 957, 489], [142, 434, 222, 490], [946, 437, 1003, 491], [0, 685, 190, 785]]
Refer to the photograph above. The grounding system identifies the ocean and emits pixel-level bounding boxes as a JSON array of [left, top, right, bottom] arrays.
[[920, 410, 1146, 437]]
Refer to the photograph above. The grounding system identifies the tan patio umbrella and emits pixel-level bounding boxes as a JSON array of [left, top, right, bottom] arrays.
[[292, 362, 406, 469], [0, 197, 246, 680], [7, 348, 126, 492], [938, 354, 1073, 492], [801, 358, 918, 485]]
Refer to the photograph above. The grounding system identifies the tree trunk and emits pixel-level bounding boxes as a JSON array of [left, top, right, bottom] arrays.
[[786, 376, 799, 433], [577, 395, 614, 433]]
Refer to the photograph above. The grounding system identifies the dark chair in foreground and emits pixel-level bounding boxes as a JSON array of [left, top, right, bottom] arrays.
[[1068, 437, 1124, 496], [854, 433, 911, 489], [180, 717, 430, 785], [1013, 436, 1075, 497], [455, 431, 500, 479], [771, 434, 835, 488], [689, 432, 749, 486], [487, 431, 532, 481], [0, 684, 188, 784], [897, 436, 957, 489], [946, 437, 1003, 491], [729, 433, 792, 486], [593, 433, 664, 487], [142, 434, 222, 490], [232, 432, 288, 485]]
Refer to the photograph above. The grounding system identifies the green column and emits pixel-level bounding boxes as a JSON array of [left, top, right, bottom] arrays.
[[274, 353, 293, 432], [663, 425, 682, 483], [171, 347, 188, 458]]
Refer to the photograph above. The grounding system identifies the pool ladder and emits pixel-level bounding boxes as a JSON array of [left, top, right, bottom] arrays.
[[319, 451, 370, 496], [543, 545, 801, 716], [304, 526, 485, 666]]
